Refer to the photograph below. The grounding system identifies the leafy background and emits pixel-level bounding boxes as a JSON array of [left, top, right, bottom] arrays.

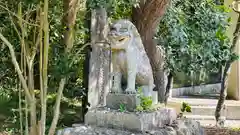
[[157, 0, 236, 86], [0, 0, 237, 133]]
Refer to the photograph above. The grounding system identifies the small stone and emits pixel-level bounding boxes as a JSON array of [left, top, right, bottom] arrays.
[[148, 130, 155, 134], [76, 126, 88, 131], [176, 130, 184, 135], [104, 130, 116, 135], [165, 126, 175, 132], [57, 128, 73, 135]]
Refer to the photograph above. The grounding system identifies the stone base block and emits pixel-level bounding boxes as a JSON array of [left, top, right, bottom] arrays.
[[58, 119, 204, 135], [84, 107, 177, 132], [106, 93, 139, 111]]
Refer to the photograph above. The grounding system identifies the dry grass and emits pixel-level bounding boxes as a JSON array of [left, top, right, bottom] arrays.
[[204, 127, 240, 135], [0, 132, 8, 135]]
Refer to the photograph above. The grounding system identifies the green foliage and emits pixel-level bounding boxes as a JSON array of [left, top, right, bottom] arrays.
[[110, 0, 133, 20], [156, 0, 238, 76], [136, 87, 153, 111], [140, 97, 153, 110], [0, 0, 87, 133], [88, 0, 112, 9], [87, 0, 135, 20], [135, 105, 144, 111], [0, 87, 20, 134], [231, 127, 240, 131], [181, 102, 191, 113], [0, 87, 11, 105], [119, 103, 126, 112], [0, 0, 136, 133], [0, 1, 21, 89], [88, 0, 138, 10]]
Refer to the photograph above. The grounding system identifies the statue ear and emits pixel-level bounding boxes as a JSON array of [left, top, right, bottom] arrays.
[[128, 25, 133, 31], [130, 25, 139, 37]]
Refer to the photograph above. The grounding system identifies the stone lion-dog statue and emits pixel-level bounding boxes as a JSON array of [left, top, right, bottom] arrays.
[[107, 19, 155, 98]]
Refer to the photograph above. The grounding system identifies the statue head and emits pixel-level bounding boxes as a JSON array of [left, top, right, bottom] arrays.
[[108, 19, 138, 49]]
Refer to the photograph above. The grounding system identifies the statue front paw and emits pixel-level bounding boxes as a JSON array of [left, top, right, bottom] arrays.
[[124, 88, 136, 94]]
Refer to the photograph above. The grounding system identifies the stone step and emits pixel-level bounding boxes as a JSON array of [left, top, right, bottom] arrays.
[[168, 98, 240, 107], [184, 115, 225, 120], [168, 98, 240, 120], [184, 115, 240, 128], [189, 106, 226, 116], [168, 98, 220, 106], [225, 105, 240, 120], [199, 120, 240, 127], [171, 83, 221, 97]]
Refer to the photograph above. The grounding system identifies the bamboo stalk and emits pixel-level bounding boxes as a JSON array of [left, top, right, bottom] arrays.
[[22, 21, 29, 135], [19, 69, 23, 135], [25, 97, 29, 135], [40, 0, 50, 134], [17, 4, 38, 134], [39, 4, 45, 135], [0, 33, 33, 103], [9, 5, 24, 135]]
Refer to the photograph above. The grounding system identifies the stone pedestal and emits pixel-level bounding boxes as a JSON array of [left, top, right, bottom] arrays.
[[106, 93, 139, 111], [85, 107, 177, 132], [106, 92, 159, 112], [152, 91, 158, 104], [60, 120, 204, 135]]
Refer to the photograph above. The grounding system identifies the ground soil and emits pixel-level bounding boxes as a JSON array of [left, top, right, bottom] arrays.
[[1, 126, 240, 135], [204, 127, 240, 135]]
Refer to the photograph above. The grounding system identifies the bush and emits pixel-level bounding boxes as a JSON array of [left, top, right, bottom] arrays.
[[156, 0, 236, 85]]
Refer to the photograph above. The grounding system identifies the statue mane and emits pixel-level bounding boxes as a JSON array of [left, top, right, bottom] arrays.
[[111, 19, 146, 52]]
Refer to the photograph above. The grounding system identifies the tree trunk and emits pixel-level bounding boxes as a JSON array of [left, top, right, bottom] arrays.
[[63, 0, 80, 50], [215, 9, 240, 125], [82, 1, 92, 121], [132, 0, 169, 103], [164, 71, 173, 105], [82, 46, 91, 120], [48, 0, 80, 134], [215, 63, 231, 126]]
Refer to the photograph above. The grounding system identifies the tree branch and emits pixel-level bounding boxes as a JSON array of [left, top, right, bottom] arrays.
[[0, 33, 33, 103], [48, 0, 81, 134]]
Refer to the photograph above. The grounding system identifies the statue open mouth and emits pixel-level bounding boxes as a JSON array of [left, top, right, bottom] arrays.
[[118, 38, 125, 42], [116, 36, 129, 42]]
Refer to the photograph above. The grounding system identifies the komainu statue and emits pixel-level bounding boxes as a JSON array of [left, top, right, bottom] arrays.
[[108, 19, 155, 97]]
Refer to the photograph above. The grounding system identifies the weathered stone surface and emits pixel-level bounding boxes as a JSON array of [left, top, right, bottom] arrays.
[[172, 83, 221, 97], [106, 93, 140, 111], [226, 105, 240, 119], [173, 119, 205, 135], [88, 8, 110, 109], [85, 107, 177, 132], [107, 19, 155, 95], [58, 120, 204, 135]]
